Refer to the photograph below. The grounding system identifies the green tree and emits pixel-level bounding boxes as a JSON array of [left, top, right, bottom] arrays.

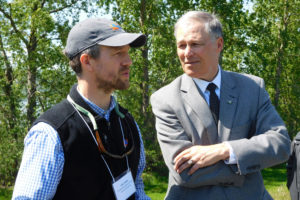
[[1, 0, 298, 187], [245, 0, 300, 137], [0, 0, 91, 186], [98, 0, 183, 174], [98, 0, 249, 174]]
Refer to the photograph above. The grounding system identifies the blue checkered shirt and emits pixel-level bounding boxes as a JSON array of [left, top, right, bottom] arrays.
[[12, 95, 150, 200]]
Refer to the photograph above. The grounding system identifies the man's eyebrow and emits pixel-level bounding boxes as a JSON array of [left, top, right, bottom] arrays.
[[176, 39, 185, 44], [113, 46, 123, 50], [110, 46, 128, 51], [177, 39, 204, 44]]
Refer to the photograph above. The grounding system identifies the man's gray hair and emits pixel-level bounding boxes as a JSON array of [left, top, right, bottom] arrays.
[[174, 11, 223, 40]]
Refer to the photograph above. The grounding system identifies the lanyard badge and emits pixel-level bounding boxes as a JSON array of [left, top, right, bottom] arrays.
[[67, 95, 136, 199], [112, 169, 136, 200]]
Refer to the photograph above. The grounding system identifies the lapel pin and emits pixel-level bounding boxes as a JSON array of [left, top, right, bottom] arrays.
[[227, 100, 232, 104]]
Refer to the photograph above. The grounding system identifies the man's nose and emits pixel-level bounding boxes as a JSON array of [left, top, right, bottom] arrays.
[[122, 54, 132, 67], [184, 45, 193, 57]]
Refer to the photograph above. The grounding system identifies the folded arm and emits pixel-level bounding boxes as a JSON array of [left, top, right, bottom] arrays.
[[151, 94, 244, 188], [174, 143, 230, 175], [228, 78, 291, 175]]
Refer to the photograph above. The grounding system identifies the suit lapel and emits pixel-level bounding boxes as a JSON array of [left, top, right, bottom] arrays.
[[180, 74, 218, 144], [218, 70, 238, 142]]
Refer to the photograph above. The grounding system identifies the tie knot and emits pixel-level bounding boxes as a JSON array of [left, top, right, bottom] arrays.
[[207, 83, 217, 92]]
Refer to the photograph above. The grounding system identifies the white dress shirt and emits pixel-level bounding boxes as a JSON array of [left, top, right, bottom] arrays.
[[192, 66, 237, 164]]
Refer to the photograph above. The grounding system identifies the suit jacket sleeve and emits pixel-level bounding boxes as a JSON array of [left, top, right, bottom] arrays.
[[151, 93, 245, 188], [227, 78, 291, 175]]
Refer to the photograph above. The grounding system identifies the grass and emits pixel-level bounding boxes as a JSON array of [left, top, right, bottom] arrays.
[[262, 165, 290, 200], [0, 165, 290, 200], [0, 187, 13, 200], [143, 172, 168, 200], [144, 164, 290, 200]]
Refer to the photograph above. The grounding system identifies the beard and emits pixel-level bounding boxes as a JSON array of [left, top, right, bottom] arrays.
[[96, 69, 130, 94]]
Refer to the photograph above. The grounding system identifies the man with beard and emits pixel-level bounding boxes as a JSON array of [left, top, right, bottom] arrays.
[[12, 18, 150, 200]]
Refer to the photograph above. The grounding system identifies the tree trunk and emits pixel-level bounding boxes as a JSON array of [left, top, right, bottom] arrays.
[[274, 46, 283, 108], [141, 48, 149, 116], [139, 0, 156, 141], [0, 34, 17, 138], [274, 0, 289, 108], [140, 0, 148, 115], [26, 32, 38, 126]]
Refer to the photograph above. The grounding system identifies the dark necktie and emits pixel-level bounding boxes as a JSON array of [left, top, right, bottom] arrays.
[[207, 83, 219, 124]]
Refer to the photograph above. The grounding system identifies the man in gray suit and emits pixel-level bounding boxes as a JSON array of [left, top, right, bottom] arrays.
[[150, 11, 291, 200]]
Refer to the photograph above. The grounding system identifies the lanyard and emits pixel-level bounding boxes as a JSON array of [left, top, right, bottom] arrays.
[[67, 95, 129, 182]]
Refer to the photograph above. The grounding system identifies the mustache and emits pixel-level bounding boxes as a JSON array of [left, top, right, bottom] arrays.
[[119, 66, 130, 73]]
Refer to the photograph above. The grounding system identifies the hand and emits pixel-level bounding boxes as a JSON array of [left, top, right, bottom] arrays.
[[174, 143, 230, 175]]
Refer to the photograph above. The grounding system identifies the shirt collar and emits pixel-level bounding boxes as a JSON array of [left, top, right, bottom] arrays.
[[76, 87, 116, 119], [193, 65, 221, 94]]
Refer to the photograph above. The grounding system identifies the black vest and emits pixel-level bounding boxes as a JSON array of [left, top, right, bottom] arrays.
[[33, 85, 141, 200]]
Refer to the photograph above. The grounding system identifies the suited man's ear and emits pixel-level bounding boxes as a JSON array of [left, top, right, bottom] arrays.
[[217, 37, 224, 52]]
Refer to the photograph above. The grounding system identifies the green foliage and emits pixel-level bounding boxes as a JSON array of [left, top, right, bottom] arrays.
[[143, 172, 168, 200], [0, 130, 23, 186], [99, 0, 259, 175], [0, 0, 299, 189], [0, 0, 91, 186], [245, 0, 300, 137], [99, 0, 185, 174], [144, 141, 168, 175], [0, 187, 13, 200]]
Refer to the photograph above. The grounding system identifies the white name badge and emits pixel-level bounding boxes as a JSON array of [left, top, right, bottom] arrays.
[[112, 170, 136, 200]]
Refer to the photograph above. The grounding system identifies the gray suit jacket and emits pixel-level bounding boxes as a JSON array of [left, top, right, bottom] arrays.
[[150, 69, 291, 200]]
